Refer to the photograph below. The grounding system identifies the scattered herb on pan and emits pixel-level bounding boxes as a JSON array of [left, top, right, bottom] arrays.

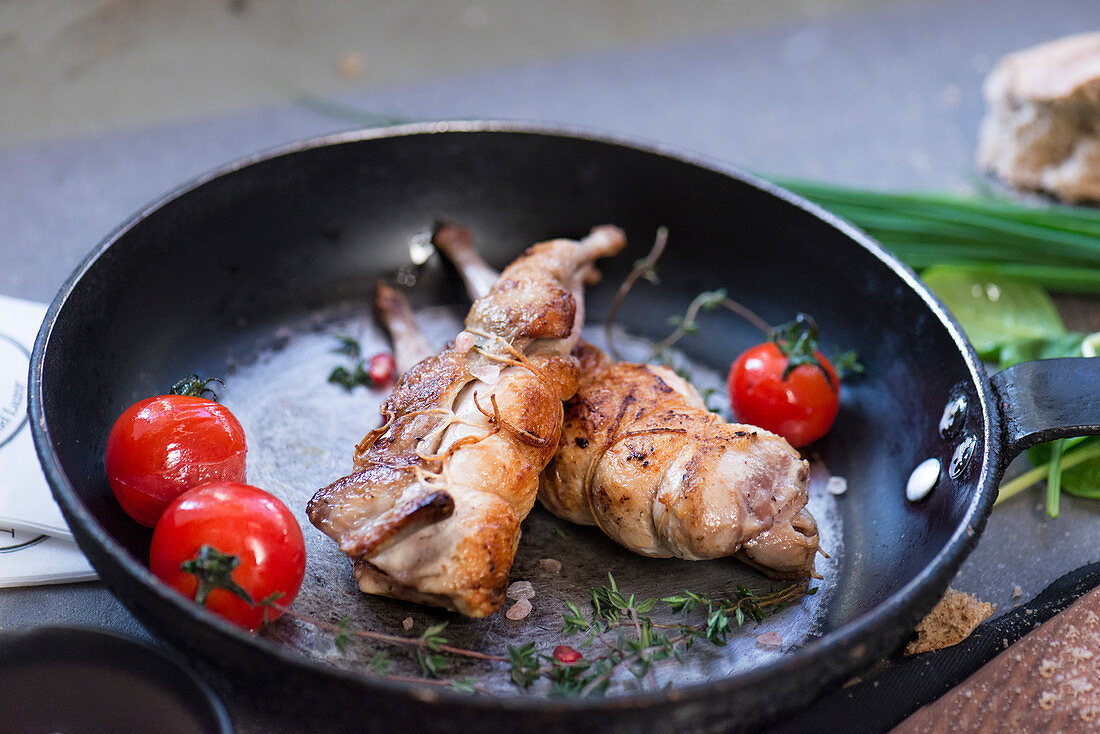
[[922, 266, 1100, 516], [327, 335, 396, 390], [276, 574, 809, 696]]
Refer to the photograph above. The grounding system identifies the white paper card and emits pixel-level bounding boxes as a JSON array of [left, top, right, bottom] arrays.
[[0, 293, 73, 539], [0, 526, 97, 587]]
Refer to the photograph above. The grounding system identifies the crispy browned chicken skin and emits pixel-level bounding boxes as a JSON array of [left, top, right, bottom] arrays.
[[429, 224, 819, 579], [307, 226, 625, 616]]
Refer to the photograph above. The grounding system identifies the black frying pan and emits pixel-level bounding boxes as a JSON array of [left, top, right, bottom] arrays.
[[29, 122, 1100, 732]]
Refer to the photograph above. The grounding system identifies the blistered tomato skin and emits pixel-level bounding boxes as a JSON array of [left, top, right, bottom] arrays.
[[728, 343, 840, 448], [150, 482, 306, 631], [105, 395, 246, 527]]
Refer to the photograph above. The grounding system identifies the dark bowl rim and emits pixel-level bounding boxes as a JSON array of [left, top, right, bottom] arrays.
[[0, 624, 233, 733], [28, 119, 1000, 715]]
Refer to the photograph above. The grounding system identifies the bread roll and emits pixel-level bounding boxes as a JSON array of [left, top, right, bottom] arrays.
[[977, 33, 1100, 203]]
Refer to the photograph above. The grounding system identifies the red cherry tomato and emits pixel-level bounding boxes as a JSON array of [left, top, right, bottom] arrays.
[[728, 342, 840, 448], [150, 482, 306, 631], [105, 395, 246, 527]]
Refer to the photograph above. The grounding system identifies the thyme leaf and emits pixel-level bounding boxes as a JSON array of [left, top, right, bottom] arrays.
[[508, 643, 540, 688], [370, 651, 391, 674]]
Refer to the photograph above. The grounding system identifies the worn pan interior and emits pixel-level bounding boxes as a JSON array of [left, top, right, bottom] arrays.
[[31, 123, 994, 732]]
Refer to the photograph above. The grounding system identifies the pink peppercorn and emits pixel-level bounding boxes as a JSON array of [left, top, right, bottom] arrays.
[[553, 645, 582, 664], [368, 353, 396, 385]]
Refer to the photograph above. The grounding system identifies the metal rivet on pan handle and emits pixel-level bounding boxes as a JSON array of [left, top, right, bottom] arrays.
[[949, 435, 978, 479], [907, 458, 940, 502], [939, 392, 967, 439]]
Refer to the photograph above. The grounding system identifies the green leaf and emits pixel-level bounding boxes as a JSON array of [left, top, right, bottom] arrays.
[[1055, 437, 1100, 499], [332, 334, 362, 358], [922, 267, 1066, 360], [416, 649, 448, 678], [696, 289, 728, 310], [328, 365, 355, 389], [507, 643, 540, 688], [334, 616, 354, 654], [369, 651, 390, 674], [998, 332, 1084, 370], [451, 678, 476, 693]]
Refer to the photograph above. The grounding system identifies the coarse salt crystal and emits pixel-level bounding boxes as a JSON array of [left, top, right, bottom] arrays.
[[825, 476, 848, 496], [454, 331, 476, 352], [507, 581, 535, 600], [756, 631, 783, 648], [506, 598, 532, 620], [470, 362, 502, 384], [538, 558, 562, 574]]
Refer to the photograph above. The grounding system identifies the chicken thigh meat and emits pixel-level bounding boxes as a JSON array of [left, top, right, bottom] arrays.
[[307, 226, 626, 616]]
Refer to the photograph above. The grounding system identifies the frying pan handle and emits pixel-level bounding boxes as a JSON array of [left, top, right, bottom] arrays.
[[991, 357, 1100, 461]]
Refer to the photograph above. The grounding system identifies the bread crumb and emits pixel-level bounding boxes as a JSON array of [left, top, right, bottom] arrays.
[[402, 616, 414, 631], [905, 587, 995, 655], [1012, 585, 1023, 599]]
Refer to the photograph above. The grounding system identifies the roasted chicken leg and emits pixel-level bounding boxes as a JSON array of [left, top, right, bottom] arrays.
[[430, 224, 819, 578], [307, 226, 626, 616]]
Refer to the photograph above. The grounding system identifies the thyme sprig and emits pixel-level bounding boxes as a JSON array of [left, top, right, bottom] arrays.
[[327, 334, 394, 390], [605, 227, 669, 361], [328, 334, 372, 390], [170, 375, 224, 400], [650, 288, 773, 364], [277, 574, 810, 697]]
